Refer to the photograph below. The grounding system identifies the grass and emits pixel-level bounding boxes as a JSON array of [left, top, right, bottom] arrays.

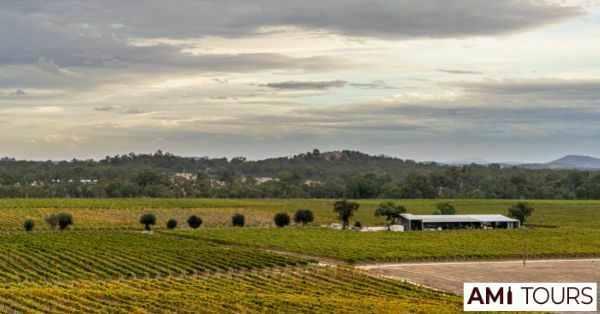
[[0, 198, 599, 230], [172, 227, 600, 263], [0, 266, 462, 313]]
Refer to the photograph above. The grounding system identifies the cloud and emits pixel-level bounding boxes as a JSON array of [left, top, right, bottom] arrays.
[[350, 80, 397, 89], [454, 78, 600, 101], [35, 57, 63, 76], [263, 80, 347, 90], [438, 69, 483, 75], [94, 105, 148, 115], [2, 1, 581, 40], [94, 105, 122, 112], [31, 106, 63, 114], [0, 89, 27, 97]]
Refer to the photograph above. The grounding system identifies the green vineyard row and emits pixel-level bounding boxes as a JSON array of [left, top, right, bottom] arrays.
[[0, 266, 462, 313], [0, 231, 307, 285], [174, 227, 600, 263]]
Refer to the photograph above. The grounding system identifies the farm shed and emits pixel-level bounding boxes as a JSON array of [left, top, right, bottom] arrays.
[[399, 214, 520, 231]]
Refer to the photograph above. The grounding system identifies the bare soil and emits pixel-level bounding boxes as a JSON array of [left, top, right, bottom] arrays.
[[359, 259, 600, 299]]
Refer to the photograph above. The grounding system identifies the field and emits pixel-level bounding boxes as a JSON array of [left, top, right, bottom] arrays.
[[360, 259, 600, 301], [171, 227, 600, 263], [0, 198, 598, 230], [0, 266, 462, 313], [0, 198, 597, 312], [0, 231, 306, 284]]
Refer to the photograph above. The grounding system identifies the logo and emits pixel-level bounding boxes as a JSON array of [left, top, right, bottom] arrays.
[[464, 283, 597, 312]]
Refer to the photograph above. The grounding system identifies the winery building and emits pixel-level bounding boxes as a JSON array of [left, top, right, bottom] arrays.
[[399, 214, 521, 231]]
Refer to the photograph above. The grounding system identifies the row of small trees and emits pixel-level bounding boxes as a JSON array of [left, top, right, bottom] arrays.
[[140, 213, 226, 231], [21, 201, 534, 232], [140, 209, 316, 231], [23, 212, 74, 232]]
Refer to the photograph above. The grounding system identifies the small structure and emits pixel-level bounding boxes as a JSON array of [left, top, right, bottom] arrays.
[[400, 214, 520, 231], [330, 223, 343, 230]]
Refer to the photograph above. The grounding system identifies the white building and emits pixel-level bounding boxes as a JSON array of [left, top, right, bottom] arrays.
[[399, 214, 520, 231]]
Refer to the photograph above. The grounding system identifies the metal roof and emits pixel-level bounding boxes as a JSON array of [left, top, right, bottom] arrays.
[[400, 214, 519, 223]]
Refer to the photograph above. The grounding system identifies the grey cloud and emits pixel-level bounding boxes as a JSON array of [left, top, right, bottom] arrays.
[[93, 105, 147, 115], [455, 79, 600, 100], [263, 80, 347, 90], [2, 1, 581, 39], [36, 57, 63, 76], [349, 80, 397, 89], [94, 105, 121, 112], [438, 69, 483, 75], [0, 89, 27, 97]]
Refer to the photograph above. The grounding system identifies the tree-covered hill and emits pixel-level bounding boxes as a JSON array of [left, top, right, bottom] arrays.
[[1, 149, 599, 199]]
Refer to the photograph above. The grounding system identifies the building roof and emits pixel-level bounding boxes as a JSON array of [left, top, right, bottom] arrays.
[[400, 214, 519, 223]]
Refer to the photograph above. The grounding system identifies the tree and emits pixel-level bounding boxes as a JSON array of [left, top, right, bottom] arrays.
[[23, 219, 35, 232], [232, 213, 245, 227], [293, 209, 314, 225], [508, 202, 534, 224], [56, 213, 73, 230], [45, 214, 59, 229], [333, 199, 360, 229], [274, 213, 290, 228], [140, 213, 157, 231], [187, 215, 203, 229], [375, 201, 406, 226], [433, 202, 457, 215], [166, 219, 178, 230]]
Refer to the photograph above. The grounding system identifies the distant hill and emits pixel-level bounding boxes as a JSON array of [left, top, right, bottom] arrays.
[[519, 155, 600, 170]]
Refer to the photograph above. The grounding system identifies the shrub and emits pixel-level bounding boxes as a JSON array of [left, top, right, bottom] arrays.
[[23, 220, 35, 232], [293, 209, 314, 226], [232, 213, 245, 227], [45, 214, 59, 229], [56, 213, 73, 230], [353, 221, 363, 229], [433, 202, 457, 215], [274, 213, 291, 228], [166, 219, 178, 230], [187, 215, 203, 229], [140, 213, 157, 231]]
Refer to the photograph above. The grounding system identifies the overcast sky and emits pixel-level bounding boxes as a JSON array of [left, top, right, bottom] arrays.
[[1, 0, 600, 162]]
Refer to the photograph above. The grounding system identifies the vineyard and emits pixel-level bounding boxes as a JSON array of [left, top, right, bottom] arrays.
[[0, 266, 462, 313], [173, 227, 600, 263], [0, 231, 307, 284], [0, 198, 596, 312], [0, 198, 598, 230]]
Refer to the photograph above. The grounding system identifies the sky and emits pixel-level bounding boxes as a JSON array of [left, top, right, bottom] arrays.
[[1, 0, 600, 162]]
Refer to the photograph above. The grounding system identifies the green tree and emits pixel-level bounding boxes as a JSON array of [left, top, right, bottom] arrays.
[[274, 213, 290, 228], [375, 201, 406, 226], [166, 219, 178, 230], [333, 199, 360, 229], [140, 213, 157, 231], [23, 219, 35, 232], [293, 209, 314, 226], [45, 214, 59, 229], [508, 202, 534, 224], [187, 215, 203, 229], [433, 202, 457, 215], [56, 213, 73, 230], [232, 213, 245, 227]]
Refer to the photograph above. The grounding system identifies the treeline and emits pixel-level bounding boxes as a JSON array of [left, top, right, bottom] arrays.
[[1, 150, 600, 199]]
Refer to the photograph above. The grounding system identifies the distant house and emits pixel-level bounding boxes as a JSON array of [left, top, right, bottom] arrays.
[[400, 214, 520, 231]]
